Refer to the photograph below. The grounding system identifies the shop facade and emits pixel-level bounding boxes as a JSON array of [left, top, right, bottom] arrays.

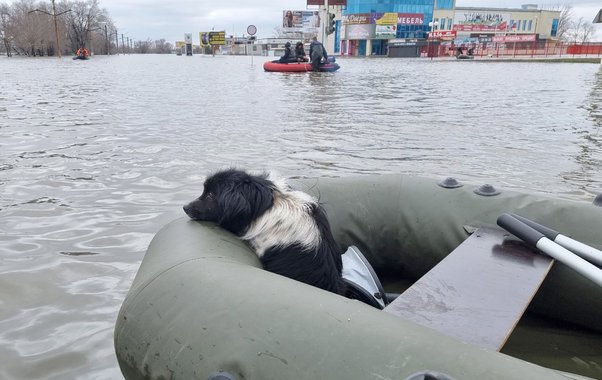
[[338, 1, 560, 57]]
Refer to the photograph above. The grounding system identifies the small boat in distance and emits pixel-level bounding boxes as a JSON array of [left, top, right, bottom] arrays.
[[73, 47, 90, 60], [263, 59, 340, 72]]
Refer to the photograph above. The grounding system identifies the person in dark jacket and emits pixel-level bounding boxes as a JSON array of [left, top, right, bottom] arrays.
[[279, 42, 295, 63], [309, 37, 327, 71], [295, 41, 308, 62]]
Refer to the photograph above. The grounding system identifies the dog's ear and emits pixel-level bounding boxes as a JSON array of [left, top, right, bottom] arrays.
[[217, 179, 273, 235]]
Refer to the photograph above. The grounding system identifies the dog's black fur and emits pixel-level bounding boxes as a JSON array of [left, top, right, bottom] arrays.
[[183, 169, 346, 295]]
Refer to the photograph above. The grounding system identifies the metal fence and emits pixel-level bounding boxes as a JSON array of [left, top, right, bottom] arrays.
[[424, 41, 602, 58]]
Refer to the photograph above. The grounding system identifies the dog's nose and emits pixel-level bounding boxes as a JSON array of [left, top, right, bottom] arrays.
[[183, 205, 189, 214]]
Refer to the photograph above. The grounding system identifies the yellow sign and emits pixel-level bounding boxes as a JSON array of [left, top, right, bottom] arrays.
[[200, 31, 226, 46], [375, 12, 398, 25], [175, 41, 186, 48]]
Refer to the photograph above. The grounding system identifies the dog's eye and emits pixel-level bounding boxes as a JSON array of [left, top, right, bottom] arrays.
[[205, 192, 215, 200]]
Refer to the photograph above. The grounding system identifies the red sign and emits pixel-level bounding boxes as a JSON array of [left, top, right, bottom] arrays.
[[307, 0, 347, 5], [492, 34, 536, 43], [428, 30, 457, 39]]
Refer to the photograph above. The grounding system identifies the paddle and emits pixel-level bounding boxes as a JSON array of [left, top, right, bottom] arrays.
[[510, 213, 602, 267], [497, 213, 602, 288]]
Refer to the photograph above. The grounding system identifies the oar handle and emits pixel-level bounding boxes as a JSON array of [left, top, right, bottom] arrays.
[[511, 213, 602, 267], [498, 213, 602, 288], [510, 214, 559, 241], [497, 213, 544, 247]]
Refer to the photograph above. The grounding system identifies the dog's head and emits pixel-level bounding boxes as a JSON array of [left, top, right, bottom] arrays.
[[183, 169, 275, 235]]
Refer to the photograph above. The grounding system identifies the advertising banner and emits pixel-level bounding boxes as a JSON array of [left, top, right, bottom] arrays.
[[375, 25, 397, 39], [453, 11, 510, 32], [374, 12, 398, 25], [200, 31, 226, 46], [282, 10, 321, 33], [345, 24, 373, 39]]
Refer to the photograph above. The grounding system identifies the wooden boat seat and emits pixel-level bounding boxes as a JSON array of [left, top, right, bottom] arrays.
[[384, 226, 554, 351]]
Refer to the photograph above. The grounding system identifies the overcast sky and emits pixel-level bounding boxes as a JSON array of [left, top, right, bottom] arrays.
[[30, 0, 602, 42]]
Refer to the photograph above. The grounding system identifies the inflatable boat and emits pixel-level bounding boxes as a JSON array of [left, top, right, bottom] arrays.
[[263, 60, 340, 72], [115, 174, 602, 380]]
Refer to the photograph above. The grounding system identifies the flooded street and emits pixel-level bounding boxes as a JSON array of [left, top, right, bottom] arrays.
[[1, 54, 601, 379]]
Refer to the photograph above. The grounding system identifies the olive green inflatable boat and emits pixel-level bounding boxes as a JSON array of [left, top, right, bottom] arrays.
[[115, 174, 602, 380]]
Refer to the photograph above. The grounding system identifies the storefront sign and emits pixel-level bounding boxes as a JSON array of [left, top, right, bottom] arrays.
[[492, 34, 536, 43], [345, 24, 372, 39], [375, 25, 397, 39], [374, 12, 398, 25], [453, 11, 510, 32], [343, 13, 371, 25], [389, 39, 419, 46], [306, 0, 346, 5], [396, 14, 424, 25], [428, 30, 457, 39]]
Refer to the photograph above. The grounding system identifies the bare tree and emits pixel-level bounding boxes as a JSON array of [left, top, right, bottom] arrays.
[[63, 0, 106, 51], [0, 3, 14, 56], [154, 38, 173, 54], [565, 17, 596, 43], [10, 0, 48, 55]]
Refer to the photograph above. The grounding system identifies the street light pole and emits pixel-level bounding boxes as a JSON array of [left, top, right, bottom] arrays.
[[104, 24, 109, 54], [51, 0, 61, 57], [427, 0, 438, 60], [28, 0, 71, 58]]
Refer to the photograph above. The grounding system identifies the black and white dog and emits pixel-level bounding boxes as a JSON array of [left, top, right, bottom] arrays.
[[183, 169, 346, 295]]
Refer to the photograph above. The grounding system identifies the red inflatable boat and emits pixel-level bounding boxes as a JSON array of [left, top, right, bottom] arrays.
[[263, 60, 340, 72]]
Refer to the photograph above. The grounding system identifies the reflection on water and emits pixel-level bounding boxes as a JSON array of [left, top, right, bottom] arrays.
[[0, 55, 601, 379]]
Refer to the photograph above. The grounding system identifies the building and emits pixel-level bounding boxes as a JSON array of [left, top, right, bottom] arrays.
[[332, 1, 560, 57]]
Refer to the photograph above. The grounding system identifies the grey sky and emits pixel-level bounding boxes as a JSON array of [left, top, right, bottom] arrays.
[[12, 0, 601, 42]]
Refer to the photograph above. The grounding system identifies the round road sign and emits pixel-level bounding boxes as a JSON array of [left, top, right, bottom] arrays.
[[247, 25, 257, 36]]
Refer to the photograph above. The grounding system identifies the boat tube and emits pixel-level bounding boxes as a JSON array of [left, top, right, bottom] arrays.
[[115, 174, 602, 380], [263, 60, 340, 72]]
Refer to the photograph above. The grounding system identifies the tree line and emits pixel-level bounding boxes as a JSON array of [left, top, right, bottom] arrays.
[[0, 0, 173, 57]]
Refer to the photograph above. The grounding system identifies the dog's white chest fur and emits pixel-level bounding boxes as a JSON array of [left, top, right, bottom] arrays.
[[242, 188, 321, 257]]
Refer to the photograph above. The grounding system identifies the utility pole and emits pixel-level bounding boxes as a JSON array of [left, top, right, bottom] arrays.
[[28, 0, 71, 58], [323, 0, 329, 45], [104, 24, 109, 54]]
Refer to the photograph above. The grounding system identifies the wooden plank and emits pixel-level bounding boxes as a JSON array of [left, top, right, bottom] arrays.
[[384, 226, 554, 351]]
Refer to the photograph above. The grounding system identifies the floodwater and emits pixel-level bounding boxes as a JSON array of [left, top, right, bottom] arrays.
[[0, 54, 601, 379]]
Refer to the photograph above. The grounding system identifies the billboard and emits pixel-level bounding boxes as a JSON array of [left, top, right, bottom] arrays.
[[453, 11, 510, 32], [200, 31, 226, 46], [282, 10, 321, 33]]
